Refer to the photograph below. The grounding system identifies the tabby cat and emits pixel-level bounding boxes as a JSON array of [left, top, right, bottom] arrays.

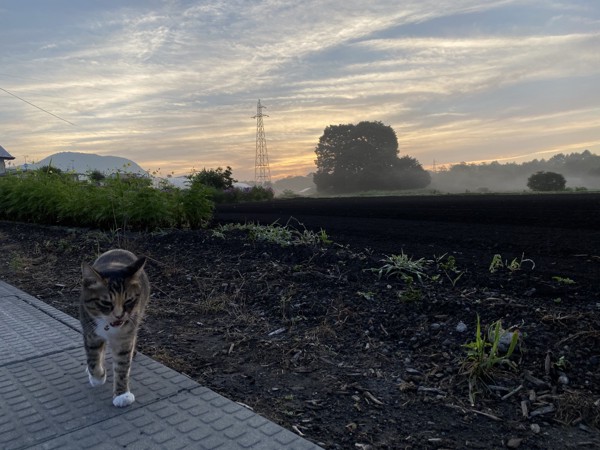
[[80, 249, 150, 407]]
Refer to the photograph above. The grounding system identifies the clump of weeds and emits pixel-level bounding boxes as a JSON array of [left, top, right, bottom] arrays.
[[369, 251, 430, 283], [461, 315, 520, 405], [212, 221, 332, 247], [489, 253, 535, 274]]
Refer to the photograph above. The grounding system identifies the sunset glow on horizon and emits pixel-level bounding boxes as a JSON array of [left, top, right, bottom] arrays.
[[1, 1, 599, 181]]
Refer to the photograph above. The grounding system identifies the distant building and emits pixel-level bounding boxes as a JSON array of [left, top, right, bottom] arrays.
[[0, 144, 15, 175]]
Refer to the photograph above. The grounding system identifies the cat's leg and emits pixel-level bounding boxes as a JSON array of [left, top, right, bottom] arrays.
[[111, 336, 136, 407], [83, 334, 107, 386]]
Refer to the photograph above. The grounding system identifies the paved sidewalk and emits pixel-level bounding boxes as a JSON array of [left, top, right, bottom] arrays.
[[0, 280, 322, 449]]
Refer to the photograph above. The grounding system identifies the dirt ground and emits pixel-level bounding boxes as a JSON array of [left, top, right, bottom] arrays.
[[1, 193, 599, 449]]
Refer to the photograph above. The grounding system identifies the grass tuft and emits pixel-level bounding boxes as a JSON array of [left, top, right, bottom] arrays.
[[461, 315, 520, 405]]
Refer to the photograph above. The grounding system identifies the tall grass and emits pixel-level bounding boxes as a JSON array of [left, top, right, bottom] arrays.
[[0, 170, 213, 231]]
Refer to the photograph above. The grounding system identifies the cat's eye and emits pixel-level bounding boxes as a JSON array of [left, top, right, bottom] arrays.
[[124, 298, 137, 308], [98, 299, 113, 309]]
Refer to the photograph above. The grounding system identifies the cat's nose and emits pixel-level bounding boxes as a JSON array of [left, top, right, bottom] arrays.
[[113, 309, 125, 319]]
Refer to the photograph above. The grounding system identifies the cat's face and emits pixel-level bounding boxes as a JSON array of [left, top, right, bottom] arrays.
[[81, 258, 146, 327]]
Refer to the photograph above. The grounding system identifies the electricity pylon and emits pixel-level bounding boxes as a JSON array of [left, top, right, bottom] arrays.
[[253, 99, 271, 185]]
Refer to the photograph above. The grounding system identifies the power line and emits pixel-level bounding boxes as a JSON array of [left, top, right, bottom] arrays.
[[0, 87, 76, 126]]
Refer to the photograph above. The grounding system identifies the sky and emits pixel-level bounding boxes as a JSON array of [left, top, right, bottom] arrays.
[[1, 0, 599, 181]]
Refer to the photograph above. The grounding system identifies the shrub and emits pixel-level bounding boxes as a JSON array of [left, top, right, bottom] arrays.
[[0, 170, 214, 231], [243, 185, 274, 202], [188, 166, 236, 190], [181, 183, 214, 229], [88, 170, 106, 183], [0, 170, 76, 223], [185, 166, 274, 204], [527, 171, 566, 191], [197, 185, 274, 204]]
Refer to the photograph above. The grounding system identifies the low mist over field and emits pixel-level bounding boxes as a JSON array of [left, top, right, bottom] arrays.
[[429, 150, 600, 193], [272, 150, 600, 194]]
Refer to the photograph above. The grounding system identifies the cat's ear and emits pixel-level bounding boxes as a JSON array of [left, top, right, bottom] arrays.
[[125, 257, 147, 279], [82, 262, 105, 288]]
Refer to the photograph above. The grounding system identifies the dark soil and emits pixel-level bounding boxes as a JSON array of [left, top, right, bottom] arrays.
[[1, 193, 600, 449]]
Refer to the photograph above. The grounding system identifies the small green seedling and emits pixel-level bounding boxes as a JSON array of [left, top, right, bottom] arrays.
[[357, 291, 375, 301], [552, 276, 576, 285], [554, 355, 570, 370], [489, 253, 535, 274], [435, 253, 465, 288], [489, 254, 504, 273]]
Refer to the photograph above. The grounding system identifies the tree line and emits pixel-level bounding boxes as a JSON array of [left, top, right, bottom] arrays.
[[433, 150, 600, 192], [311, 119, 599, 193]]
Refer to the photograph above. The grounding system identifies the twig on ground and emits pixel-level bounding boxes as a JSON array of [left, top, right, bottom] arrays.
[[445, 404, 502, 421], [501, 385, 524, 401]]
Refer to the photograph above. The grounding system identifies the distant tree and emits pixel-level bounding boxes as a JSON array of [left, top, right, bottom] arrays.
[[527, 171, 566, 191], [188, 166, 236, 190], [88, 170, 106, 183], [313, 121, 430, 193], [35, 165, 64, 175]]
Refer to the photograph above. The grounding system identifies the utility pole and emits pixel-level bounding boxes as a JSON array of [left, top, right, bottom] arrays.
[[253, 99, 271, 185]]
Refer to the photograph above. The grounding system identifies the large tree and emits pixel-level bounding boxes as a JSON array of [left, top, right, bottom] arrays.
[[313, 121, 430, 193], [527, 171, 566, 191]]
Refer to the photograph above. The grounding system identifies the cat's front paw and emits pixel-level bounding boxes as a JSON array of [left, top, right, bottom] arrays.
[[113, 392, 135, 407], [86, 367, 106, 387]]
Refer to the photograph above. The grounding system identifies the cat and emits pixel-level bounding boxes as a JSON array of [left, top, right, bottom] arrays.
[[80, 249, 150, 407]]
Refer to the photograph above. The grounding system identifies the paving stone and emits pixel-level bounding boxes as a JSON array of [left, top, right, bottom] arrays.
[[35, 390, 319, 449], [0, 281, 323, 449], [0, 281, 81, 331], [0, 295, 80, 366]]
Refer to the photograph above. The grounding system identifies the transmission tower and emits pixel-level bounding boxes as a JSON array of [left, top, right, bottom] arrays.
[[253, 99, 271, 185]]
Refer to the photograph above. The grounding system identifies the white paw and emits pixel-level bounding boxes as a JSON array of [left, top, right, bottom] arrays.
[[113, 392, 135, 407], [86, 367, 106, 387]]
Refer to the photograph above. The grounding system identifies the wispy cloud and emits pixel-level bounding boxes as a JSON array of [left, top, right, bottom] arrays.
[[0, 0, 598, 179]]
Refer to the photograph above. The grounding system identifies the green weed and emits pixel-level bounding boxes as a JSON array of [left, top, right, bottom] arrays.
[[552, 276, 576, 285], [8, 254, 26, 272], [370, 251, 430, 283], [461, 315, 520, 405], [398, 285, 423, 302], [213, 222, 332, 247], [357, 291, 375, 300], [435, 253, 465, 288]]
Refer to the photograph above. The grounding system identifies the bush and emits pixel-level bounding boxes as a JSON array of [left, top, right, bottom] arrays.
[[188, 166, 236, 190], [88, 170, 106, 183], [244, 185, 274, 202], [185, 167, 274, 204], [181, 183, 214, 229], [527, 171, 566, 191], [0, 170, 76, 223], [0, 171, 214, 231], [207, 185, 274, 203]]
